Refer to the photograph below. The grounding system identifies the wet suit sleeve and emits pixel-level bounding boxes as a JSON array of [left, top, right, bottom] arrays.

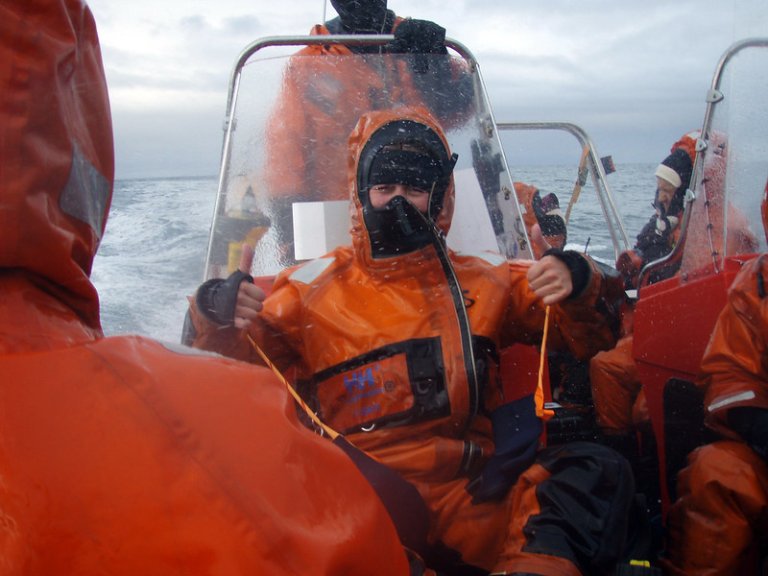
[[264, 52, 314, 199], [389, 18, 447, 58], [187, 270, 302, 372], [701, 256, 768, 441], [501, 255, 623, 361]]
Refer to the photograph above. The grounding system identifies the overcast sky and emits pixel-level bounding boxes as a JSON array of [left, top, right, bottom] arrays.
[[87, 0, 766, 180]]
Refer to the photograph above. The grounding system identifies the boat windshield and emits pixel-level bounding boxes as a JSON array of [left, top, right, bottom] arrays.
[[676, 40, 768, 281], [203, 38, 532, 280]]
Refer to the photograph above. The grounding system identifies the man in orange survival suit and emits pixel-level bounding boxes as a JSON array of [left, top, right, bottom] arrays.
[[263, 0, 472, 257], [662, 180, 768, 576], [589, 133, 697, 452], [188, 106, 637, 575], [0, 2, 417, 574]]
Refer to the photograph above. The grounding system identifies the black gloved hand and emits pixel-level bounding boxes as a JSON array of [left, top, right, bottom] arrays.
[[390, 18, 447, 54], [195, 270, 254, 326], [465, 395, 542, 503], [532, 191, 567, 240], [635, 216, 672, 263], [389, 19, 447, 73]]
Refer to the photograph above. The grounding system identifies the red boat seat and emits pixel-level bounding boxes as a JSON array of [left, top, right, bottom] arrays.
[[633, 255, 751, 516]]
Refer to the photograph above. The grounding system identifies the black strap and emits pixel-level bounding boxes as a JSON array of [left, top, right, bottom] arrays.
[[332, 435, 431, 558]]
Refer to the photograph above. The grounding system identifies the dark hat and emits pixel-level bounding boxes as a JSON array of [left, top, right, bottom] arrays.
[[655, 148, 693, 191], [330, 0, 388, 33], [532, 192, 567, 240]]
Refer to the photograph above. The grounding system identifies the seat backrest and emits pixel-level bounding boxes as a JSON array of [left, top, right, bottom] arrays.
[[634, 256, 745, 516]]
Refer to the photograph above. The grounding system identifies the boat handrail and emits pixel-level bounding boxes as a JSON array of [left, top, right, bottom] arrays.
[[496, 121, 630, 256], [225, 35, 477, 119]]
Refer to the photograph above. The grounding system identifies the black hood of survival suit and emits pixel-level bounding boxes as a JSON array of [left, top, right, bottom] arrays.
[[355, 116, 457, 258]]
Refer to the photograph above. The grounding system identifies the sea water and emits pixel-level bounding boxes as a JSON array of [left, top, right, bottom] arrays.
[[92, 177, 216, 341], [92, 163, 656, 342]]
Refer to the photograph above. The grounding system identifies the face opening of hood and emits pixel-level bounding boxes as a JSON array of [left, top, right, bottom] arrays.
[[355, 118, 457, 258]]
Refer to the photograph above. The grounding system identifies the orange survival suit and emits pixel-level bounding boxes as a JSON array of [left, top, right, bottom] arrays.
[[190, 107, 635, 575], [662, 184, 768, 575], [263, 15, 472, 229], [0, 2, 412, 574]]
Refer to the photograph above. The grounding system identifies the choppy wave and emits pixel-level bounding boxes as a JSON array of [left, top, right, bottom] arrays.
[[93, 177, 218, 341]]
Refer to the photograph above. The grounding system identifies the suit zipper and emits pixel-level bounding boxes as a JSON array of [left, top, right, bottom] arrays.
[[427, 222, 480, 420]]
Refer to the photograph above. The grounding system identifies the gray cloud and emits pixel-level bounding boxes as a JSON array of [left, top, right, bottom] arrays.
[[89, 0, 764, 179], [112, 108, 224, 179]]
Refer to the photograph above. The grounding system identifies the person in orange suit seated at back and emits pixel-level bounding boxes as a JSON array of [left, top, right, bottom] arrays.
[[589, 133, 697, 458], [514, 181, 567, 257], [262, 0, 473, 258]]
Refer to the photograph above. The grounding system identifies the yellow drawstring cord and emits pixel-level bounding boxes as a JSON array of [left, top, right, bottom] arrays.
[[535, 305, 555, 421], [246, 333, 340, 440]]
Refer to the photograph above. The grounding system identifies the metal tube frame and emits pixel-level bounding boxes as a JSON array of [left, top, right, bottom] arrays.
[[496, 121, 630, 260]]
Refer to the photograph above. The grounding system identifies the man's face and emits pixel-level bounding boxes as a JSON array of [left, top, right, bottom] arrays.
[[369, 184, 430, 213], [655, 177, 678, 212]]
